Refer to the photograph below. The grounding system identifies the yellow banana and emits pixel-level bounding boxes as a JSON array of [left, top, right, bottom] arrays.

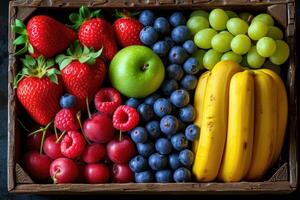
[[192, 71, 210, 154], [259, 69, 288, 165], [192, 60, 242, 182], [218, 70, 255, 182], [245, 71, 277, 181]]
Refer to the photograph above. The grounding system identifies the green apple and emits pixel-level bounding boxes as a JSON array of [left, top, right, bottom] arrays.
[[109, 45, 165, 98]]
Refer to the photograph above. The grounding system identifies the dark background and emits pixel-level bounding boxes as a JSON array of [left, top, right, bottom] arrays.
[[0, 0, 298, 199]]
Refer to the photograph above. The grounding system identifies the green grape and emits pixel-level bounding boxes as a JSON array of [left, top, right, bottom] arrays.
[[252, 13, 274, 26], [226, 18, 249, 35], [240, 55, 250, 68], [203, 49, 222, 70], [209, 8, 229, 31], [192, 49, 206, 70], [221, 51, 242, 63], [211, 31, 234, 53], [248, 21, 268, 40], [270, 40, 290, 65], [225, 10, 238, 18], [194, 28, 218, 49], [230, 34, 251, 55], [256, 37, 277, 57], [263, 60, 281, 75], [190, 10, 209, 19], [187, 16, 209, 35], [239, 12, 253, 23], [267, 26, 284, 40], [247, 46, 265, 68]]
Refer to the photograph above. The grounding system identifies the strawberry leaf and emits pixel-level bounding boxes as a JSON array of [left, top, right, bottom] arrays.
[[15, 19, 26, 28], [59, 57, 74, 70], [69, 13, 81, 23], [55, 54, 67, 64], [28, 43, 34, 54], [48, 74, 58, 84], [12, 26, 27, 35], [80, 6, 91, 19], [15, 45, 28, 56], [13, 35, 27, 45], [46, 59, 55, 68], [79, 55, 92, 64], [91, 10, 101, 18], [69, 6, 101, 30]]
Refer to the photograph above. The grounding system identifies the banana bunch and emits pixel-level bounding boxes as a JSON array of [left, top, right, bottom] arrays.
[[192, 60, 288, 182]]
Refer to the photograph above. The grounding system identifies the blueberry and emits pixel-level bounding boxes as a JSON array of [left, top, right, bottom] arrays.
[[166, 64, 184, 81], [170, 89, 190, 108], [125, 98, 140, 108], [153, 98, 172, 117], [145, 120, 161, 139], [183, 57, 200, 74], [169, 12, 186, 27], [135, 171, 154, 183], [185, 124, 200, 141], [183, 40, 197, 54], [173, 167, 191, 182], [169, 153, 181, 170], [152, 41, 170, 57], [144, 93, 160, 106], [160, 115, 179, 135], [168, 46, 188, 64], [140, 26, 158, 45], [60, 93, 75, 108], [137, 103, 154, 122], [179, 105, 196, 123], [148, 153, 168, 170], [155, 138, 172, 155], [137, 142, 155, 157], [154, 17, 170, 35], [171, 25, 190, 44], [129, 155, 148, 173], [161, 79, 179, 96], [171, 133, 188, 151], [130, 127, 148, 143], [164, 37, 175, 48], [181, 75, 198, 90], [155, 170, 173, 183], [179, 149, 194, 167], [139, 10, 155, 26]]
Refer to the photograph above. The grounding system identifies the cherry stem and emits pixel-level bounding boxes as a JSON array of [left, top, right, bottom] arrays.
[[28, 128, 43, 136], [76, 111, 91, 144], [86, 97, 92, 119], [54, 125, 58, 140], [17, 119, 30, 132], [55, 131, 66, 143], [119, 130, 122, 142], [39, 121, 52, 154], [52, 169, 59, 184]]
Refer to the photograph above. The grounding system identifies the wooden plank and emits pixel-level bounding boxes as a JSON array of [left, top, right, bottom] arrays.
[[268, 163, 288, 182], [11, 182, 294, 194]]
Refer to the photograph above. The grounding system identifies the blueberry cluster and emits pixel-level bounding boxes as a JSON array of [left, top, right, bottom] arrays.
[[124, 10, 201, 183]]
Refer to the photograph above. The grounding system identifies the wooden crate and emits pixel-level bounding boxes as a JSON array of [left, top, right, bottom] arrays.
[[7, 0, 298, 194]]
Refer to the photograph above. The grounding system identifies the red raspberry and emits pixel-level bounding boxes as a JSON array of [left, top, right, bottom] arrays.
[[54, 108, 80, 132], [61, 131, 86, 159], [113, 105, 139, 132], [94, 88, 122, 116]]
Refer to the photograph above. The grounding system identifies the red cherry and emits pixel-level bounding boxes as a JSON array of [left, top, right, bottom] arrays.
[[84, 163, 110, 184], [50, 157, 79, 183], [60, 131, 86, 159], [112, 163, 134, 183], [43, 134, 63, 159], [26, 131, 51, 151], [23, 151, 52, 180], [107, 135, 136, 164], [82, 143, 106, 163], [83, 113, 114, 143]]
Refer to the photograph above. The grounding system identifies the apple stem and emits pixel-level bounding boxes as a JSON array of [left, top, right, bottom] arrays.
[[55, 131, 66, 143], [86, 97, 92, 119], [141, 63, 149, 71], [119, 130, 122, 142], [39, 121, 52, 154], [76, 111, 91, 144]]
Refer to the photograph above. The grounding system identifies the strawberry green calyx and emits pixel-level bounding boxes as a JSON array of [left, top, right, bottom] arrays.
[[114, 9, 139, 19], [13, 55, 60, 88], [69, 6, 101, 30], [55, 40, 103, 70], [12, 19, 35, 56]]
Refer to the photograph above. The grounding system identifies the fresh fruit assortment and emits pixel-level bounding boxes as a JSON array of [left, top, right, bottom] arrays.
[[12, 7, 289, 184]]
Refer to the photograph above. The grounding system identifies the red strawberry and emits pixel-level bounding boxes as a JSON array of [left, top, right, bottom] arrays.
[[113, 11, 143, 47], [15, 55, 63, 125], [56, 41, 106, 110], [12, 16, 77, 58], [69, 6, 118, 61], [54, 108, 80, 132]]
